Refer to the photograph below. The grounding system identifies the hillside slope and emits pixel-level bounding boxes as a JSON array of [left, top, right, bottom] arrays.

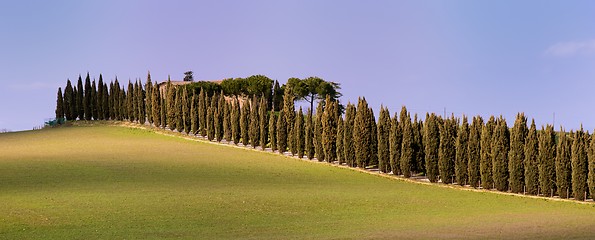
[[0, 125, 594, 239]]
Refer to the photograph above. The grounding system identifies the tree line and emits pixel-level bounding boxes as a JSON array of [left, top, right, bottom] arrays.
[[55, 73, 595, 201]]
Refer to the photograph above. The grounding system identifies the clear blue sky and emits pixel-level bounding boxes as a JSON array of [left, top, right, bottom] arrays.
[[1, 0, 595, 131]]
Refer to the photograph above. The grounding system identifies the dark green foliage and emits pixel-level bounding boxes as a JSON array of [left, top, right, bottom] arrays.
[[556, 127, 571, 198], [152, 84, 161, 127], [64, 80, 75, 120], [571, 128, 588, 200], [220, 75, 274, 101], [231, 99, 241, 144], [492, 117, 510, 192], [102, 83, 109, 120], [269, 112, 277, 151], [190, 94, 198, 134], [400, 112, 414, 178], [119, 88, 126, 121], [390, 113, 402, 175], [55, 87, 64, 120], [377, 106, 390, 173], [539, 125, 556, 196], [305, 108, 315, 160], [508, 113, 527, 193], [145, 73, 153, 124], [206, 100, 215, 141], [295, 107, 305, 158], [272, 80, 283, 111], [424, 113, 440, 182], [322, 96, 337, 163], [286, 76, 342, 113], [215, 93, 225, 142], [336, 116, 344, 164], [524, 120, 539, 195], [455, 116, 469, 186], [185, 81, 222, 97], [412, 114, 424, 173], [84, 74, 92, 120], [439, 116, 456, 183], [284, 87, 296, 155], [76, 75, 84, 120], [468, 116, 483, 188], [91, 81, 97, 120], [481, 116, 496, 189], [240, 98, 250, 146], [137, 80, 146, 125], [198, 88, 207, 136], [166, 81, 176, 130], [183, 89, 191, 134], [224, 100, 232, 142], [277, 110, 287, 153], [160, 94, 166, 128], [97, 76, 104, 120], [259, 97, 268, 150], [589, 131, 595, 199], [368, 108, 378, 166], [128, 81, 135, 122], [343, 103, 356, 167], [175, 88, 184, 132], [314, 101, 325, 162], [249, 96, 260, 148], [354, 98, 372, 168]]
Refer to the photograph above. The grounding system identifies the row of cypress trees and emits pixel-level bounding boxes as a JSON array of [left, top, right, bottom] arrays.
[[55, 73, 595, 201]]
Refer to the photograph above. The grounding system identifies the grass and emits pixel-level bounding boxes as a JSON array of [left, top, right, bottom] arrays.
[[0, 123, 594, 239]]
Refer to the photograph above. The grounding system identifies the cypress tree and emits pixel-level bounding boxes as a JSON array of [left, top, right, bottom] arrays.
[[198, 88, 207, 136], [64, 80, 75, 121], [336, 115, 344, 164], [524, 120, 539, 195], [269, 112, 277, 151], [508, 113, 527, 193], [97, 75, 104, 120], [377, 106, 391, 173], [249, 96, 260, 148], [152, 85, 161, 128], [119, 89, 126, 121], [206, 101, 215, 141], [232, 99, 241, 144], [556, 127, 571, 198], [259, 97, 268, 150], [571, 128, 588, 200], [77, 75, 84, 120], [354, 97, 371, 168], [55, 87, 64, 121], [468, 116, 483, 188], [174, 88, 182, 131], [160, 95, 166, 128], [390, 112, 402, 174], [368, 107, 378, 167], [492, 117, 510, 192], [272, 80, 283, 111], [277, 110, 287, 153], [283, 88, 295, 153], [322, 96, 337, 163], [91, 80, 97, 120], [128, 81, 135, 122], [145, 73, 153, 124], [455, 115, 469, 185], [401, 112, 414, 177], [295, 107, 305, 158], [240, 98, 250, 146], [481, 116, 496, 189], [73, 86, 79, 120], [305, 108, 315, 159], [412, 114, 424, 173], [589, 130, 595, 199], [344, 103, 356, 167], [314, 101, 325, 162], [223, 100, 231, 142], [84, 74, 92, 121], [137, 80, 146, 125], [439, 116, 456, 183], [190, 93, 198, 134], [424, 113, 440, 182], [102, 83, 109, 120], [539, 125, 557, 196], [215, 93, 224, 141]]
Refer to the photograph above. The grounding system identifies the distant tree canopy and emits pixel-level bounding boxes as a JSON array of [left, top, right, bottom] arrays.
[[286, 76, 342, 112], [184, 71, 194, 82], [185, 81, 222, 97], [221, 75, 274, 99]]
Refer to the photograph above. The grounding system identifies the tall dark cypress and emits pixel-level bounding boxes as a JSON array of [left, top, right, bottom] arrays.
[[524, 120, 539, 195], [305, 108, 315, 159], [439, 116, 456, 183], [206, 100, 215, 141], [492, 117, 510, 192], [160, 93, 166, 128], [336, 115, 344, 164], [455, 115, 469, 185], [424, 113, 440, 182], [137, 80, 146, 125], [322, 96, 337, 163], [314, 101, 325, 162], [97, 75, 104, 120], [390, 112, 402, 174], [400, 112, 414, 178], [128, 81, 135, 122], [119, 88, 126, 121], [152, 84, 161, 127], [190, 94, 198, 134], [249, 96, 260, 148], [64, 80, 75, 121], [277, 110, 287, 153], [55, 87, 64, 121], [91, 80, 97, 120], [377, 106, 391, 173], [269, 112, 277, 152], [240, 98, 250, 146], [295, 107, 305, 158], [215, 93, 225, 142], [198, 88, 207, 136], [181, 89, 190, 133], [571, 127, 588, 200], [272, 80, 283, 111], [232, 99, 241, 144], [589, 130, 595, 199], [284, 87, 296, 154], [555, 127, 571, 198], [481, 116, 496, 189], [344, 103, 356, 167], [84, 74, 92, 120], [224, 100, 232, 142], [259, 97, 268, 150], [539, 125, 557, 197], [368, 107, 378, 167], [412, 114, 424, 173], [145, 73, 153, 124], [102, 83, 109, 120], [468, 116, 483, 188], [76, 75, 84, 120], [354, 97, 371, 168], [508, 113, 527, 193]]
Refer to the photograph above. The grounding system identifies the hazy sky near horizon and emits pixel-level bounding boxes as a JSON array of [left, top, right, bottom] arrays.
[[1, 0, 595, 131]]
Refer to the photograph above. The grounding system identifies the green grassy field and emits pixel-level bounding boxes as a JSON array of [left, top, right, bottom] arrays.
[[1, 124, 594, 239]]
